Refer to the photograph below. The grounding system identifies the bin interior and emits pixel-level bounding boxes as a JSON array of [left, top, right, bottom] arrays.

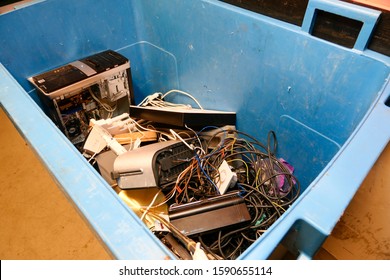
[[0, 0, 389, 259]]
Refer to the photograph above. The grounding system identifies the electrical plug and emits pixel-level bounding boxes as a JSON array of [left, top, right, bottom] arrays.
[[191, 242, 209, 260]]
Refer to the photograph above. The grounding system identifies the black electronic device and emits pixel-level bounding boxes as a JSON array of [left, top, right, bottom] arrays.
[[129, 105, 236, 128], [168, 191, 251, 236], [28, 50, 134, 150]]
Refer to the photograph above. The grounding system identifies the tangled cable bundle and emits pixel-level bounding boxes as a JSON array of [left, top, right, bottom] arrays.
[[108, 90, 301, 259], [162, 128, 300, 260]]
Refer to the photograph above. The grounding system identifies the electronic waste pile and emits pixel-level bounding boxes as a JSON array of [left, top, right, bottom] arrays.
[[29, 50, 300, 260]]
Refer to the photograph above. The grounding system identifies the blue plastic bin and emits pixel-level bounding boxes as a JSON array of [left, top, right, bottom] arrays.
[[0, 0, 389, 259]]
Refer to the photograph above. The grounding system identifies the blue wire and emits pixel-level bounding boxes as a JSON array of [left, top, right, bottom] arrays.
[[237, 183, 247, 197], [195, 153, 220, 194], [196, 126, 228, 159]]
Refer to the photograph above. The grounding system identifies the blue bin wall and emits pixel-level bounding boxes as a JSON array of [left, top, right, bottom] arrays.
[[1, 0, 389, 259], [132, 0, 390, 189]]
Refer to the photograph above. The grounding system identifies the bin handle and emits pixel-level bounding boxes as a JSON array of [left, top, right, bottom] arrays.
[[301, 0, 381, 51]]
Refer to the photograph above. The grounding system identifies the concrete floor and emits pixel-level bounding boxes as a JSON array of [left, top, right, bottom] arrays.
[[0, 108, 112, 260], [0, 106, 389, 260], [320, 141, 390, 260]]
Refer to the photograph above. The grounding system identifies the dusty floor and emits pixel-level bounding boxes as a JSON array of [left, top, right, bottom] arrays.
[[0, 107, 389, 260], [320, 140, 390, 260], [0, 108, 112, 260]]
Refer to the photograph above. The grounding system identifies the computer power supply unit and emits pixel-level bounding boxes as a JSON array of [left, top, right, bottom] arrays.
[[29, 50, 134, 150]]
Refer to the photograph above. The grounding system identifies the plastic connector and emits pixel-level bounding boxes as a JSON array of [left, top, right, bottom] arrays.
[[102, 134, 127, 156], [141, 92, 162, 106], [89, 113, 134, 135], [216, 160, 237, 194], [90, 113, 129, 126], [149, 92, 162, 100], [83, 124, 126, 156], [191, 243, 209, 260], [83, 125, 107, 155]]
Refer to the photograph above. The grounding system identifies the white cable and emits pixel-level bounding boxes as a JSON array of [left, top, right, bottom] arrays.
[[134, 121, 175, 141], [184, 124, 206, 155], [87, 151, 98, 163], [140, 188, 176, 221], [140, 190, 161, 221], [170, 129, 194, 150], [162, 89, 204, 109], [138, 92, 162, 106], [88, 88, 117, 118], [137, 89, 204, 110]]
